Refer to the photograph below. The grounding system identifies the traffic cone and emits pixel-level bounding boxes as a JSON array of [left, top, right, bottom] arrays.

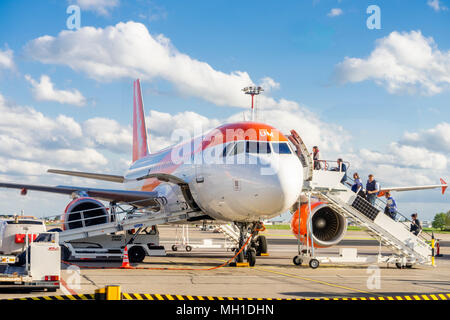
[[120, 246, 133, 269]]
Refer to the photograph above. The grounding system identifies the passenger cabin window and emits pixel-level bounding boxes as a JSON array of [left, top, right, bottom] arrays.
[[272, 142, 292, 154]]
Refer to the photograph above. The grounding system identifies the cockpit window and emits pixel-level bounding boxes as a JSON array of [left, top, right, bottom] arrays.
[[231, 141, 245, 156], [272, 142, 292, 154], [222, 142, 234, 157], [246, 141, 271, 154], [223, 141, 272, 156]]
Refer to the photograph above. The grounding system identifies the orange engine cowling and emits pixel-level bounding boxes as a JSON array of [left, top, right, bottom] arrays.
[[63, 197, 109, 230], [291, 201, 347, 248]]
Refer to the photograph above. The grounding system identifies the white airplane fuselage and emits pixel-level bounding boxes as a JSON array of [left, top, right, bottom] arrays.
[[123, 122, 304, 223]]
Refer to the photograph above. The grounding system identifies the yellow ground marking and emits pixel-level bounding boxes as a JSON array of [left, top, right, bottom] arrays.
[[254, 266, 378, 296]]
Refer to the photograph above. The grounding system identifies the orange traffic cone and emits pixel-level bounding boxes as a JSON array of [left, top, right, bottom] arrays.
[[120, 246, 133, 269]]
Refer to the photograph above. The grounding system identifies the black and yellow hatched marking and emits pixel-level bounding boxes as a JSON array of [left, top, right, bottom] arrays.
[[6, 294, 95, 301], [5, 293, 450, 301], [120, 293, 450, 301]]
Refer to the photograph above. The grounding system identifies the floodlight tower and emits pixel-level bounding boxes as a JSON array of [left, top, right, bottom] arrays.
[[242, 86, 264, 121]]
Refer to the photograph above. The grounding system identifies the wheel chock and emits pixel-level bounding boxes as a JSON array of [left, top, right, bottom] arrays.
[[236, 262, 250, 267], [228, 261, 250, 267]]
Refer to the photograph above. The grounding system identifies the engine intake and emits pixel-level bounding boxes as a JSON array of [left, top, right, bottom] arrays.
[[63, 198, 109, 230], [291, 202, 347, 248]]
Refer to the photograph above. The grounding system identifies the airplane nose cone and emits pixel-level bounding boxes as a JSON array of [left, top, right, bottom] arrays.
[[247, 155, 303, 218]]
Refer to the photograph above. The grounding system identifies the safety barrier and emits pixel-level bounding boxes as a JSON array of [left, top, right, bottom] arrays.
[[4, 288, 450, 301]]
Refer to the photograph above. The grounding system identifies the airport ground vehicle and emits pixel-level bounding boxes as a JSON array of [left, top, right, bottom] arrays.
[[0, 216, 46, 255], [58, 226, 165, 262], [0, 232, 60, 291]]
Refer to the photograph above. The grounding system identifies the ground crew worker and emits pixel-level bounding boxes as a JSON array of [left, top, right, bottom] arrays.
[[366, 174, 380, 206]]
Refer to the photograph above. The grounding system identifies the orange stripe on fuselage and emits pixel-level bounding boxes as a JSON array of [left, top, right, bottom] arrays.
[[138, 122, 288, 192]]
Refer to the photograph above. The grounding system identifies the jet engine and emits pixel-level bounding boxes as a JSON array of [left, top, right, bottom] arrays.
[[291, 201, 346, 248], [63, 197, 109, 230]]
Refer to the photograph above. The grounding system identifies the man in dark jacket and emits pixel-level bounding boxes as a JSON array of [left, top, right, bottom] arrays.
[[410, 213, 422, 236]]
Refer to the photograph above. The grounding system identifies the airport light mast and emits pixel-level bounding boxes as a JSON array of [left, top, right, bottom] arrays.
[[242, 86, 264, 121]]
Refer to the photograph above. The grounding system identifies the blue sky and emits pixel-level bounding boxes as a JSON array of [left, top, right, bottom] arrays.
[[0, 0, 448, 220]]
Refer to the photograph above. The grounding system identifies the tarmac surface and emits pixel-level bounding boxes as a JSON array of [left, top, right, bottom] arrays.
[[1, 225, 450, 300]]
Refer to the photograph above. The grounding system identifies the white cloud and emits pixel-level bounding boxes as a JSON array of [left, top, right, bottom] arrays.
[[259, 77, 280, 92], [334, 30, 450, 95], [72, 0, 119, 15], [401, 122, 450, 153], [346, 122, 449, 190], [83, 118, 132, 153], [327, 8, 343, 17], [146, 105, 350, 156], [25, 74, 87, 106], [360, 143, 447, 170], [427, 0, 448, 12], [0, 48, 14, 70], [0, 93, 126, 175], [24, 22, 261, 108]]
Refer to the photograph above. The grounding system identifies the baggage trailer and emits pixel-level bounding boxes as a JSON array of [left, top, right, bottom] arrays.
[[0, 232, 60, 291]]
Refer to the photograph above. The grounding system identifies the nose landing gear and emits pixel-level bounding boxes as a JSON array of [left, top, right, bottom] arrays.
[[232, 222, 267, 267]]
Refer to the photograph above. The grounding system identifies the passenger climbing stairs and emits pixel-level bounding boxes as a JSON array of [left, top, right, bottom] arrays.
[[316, 190, 432, 265], [287, 129, 433, 266]]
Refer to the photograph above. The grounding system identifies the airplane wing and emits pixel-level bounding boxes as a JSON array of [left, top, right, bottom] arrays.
[[378, 178, 447, 196], [0, 182, 160, 207], [137, 173, 187, 185], [47, 169, 124, 183]]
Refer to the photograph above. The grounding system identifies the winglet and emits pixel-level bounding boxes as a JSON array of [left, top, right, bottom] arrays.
[[441, 178, 447, 195], [133, 79, 150, 162]]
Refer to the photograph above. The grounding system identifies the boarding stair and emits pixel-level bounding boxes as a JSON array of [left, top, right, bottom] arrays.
[[315, 188, 432, 265], [287, 131, 433, 266], [216, 224, 240, 247], [46, 200, 203, 243]]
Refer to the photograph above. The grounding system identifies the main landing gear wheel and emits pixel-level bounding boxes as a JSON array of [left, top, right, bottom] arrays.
[[309, 258, 320, 269], [172, 245, 178, 251], [128, 246, 146, 263], [61, 245, 71, 262], [185, 245, 192, 252], [236, 250, 245, 263], [256, 236, 268, 256], [246, 249, 256, 267], [293, 255, 303, 266]]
